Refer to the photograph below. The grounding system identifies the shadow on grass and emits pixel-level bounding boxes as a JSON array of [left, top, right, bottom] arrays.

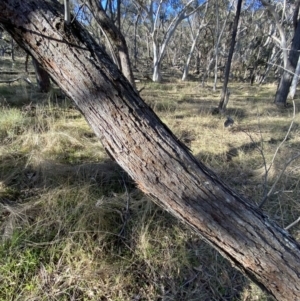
[[0, 151, 253, 300], [1, 77, 291, 301]]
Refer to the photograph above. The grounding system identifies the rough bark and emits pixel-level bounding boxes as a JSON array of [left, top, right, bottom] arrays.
[[1, 1, 300, 300], [218, 0, 243, 113]]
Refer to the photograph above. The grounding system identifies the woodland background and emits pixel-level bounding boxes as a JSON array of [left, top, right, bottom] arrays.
[[0, 0, 300, 300]]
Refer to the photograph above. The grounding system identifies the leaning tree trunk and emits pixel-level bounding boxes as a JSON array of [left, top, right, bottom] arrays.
[[1, 2, 300, 300]]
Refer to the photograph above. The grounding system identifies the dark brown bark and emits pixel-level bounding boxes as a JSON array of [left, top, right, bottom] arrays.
[[293, 0, 300, 31], [32, 57, 51, 92], [218, 0, 242, 113], [1, 1, 300, 300]]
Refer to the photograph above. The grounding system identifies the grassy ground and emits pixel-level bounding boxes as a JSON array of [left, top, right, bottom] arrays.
[[1, 57, 300, 301]]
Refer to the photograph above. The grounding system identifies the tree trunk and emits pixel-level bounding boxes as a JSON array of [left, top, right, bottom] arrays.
[[10, 37, 14, 61], [1, 2, 300, 300], [32, 57, 51, 93], [213, 0, 230, 91], [218, 0, 243, 113], [86, 0, 136, 88], [136, 0, 203, 82], [64, 0, 70, 25], [288, 55, 300, 99], [274, 18, 300, 105], [133, 12, 140, 68], [182, 24, 204, 81], [152, 37, 162, 82], [195, 50, 200, 74], [261, 0, 288, 68], [153, 62, 162, 82], [213, 0, 219, 92]]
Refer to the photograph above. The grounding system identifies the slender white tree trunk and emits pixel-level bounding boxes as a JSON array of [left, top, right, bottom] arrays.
[[213, 0, 220, 91], [153, 63, 162, 82], [182, 3, 208, 81], [288, 56, 300, 99], [182, 24, 204, 81], [152, 39, 162, 82], [135, 0, 204, 82]]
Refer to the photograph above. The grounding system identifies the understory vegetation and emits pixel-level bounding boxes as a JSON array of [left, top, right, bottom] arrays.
[[1, 58, 300, 301]]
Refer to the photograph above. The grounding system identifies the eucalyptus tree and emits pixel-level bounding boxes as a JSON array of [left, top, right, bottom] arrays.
[[288, 56, 300, 99], [182, 1, 209, 81], [218, 0, 243, 112], [134, 0, 205, 82], [257, 19, 281, 84], [2, 1, 300, 300], [261, 0, 289, 69], [212, 0, 234, 91], [289, 0, 300, 99], [261, 0, 300, 106], [239, 6, 280, 84]]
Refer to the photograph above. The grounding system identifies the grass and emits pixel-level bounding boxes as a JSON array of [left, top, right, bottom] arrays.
[[1, 57, 300, 300]]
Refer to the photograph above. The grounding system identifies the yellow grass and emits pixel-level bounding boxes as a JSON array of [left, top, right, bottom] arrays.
[[0, 64, 300, 300]]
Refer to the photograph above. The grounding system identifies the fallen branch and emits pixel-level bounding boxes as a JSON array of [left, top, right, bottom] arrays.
[[285, 216, 300, 230]]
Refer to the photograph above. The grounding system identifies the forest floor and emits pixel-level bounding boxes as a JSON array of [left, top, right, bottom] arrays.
[[1, 57, 300, 301]]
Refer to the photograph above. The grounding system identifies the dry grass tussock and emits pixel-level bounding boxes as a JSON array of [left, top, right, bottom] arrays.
[[1, 65, 300, 300]]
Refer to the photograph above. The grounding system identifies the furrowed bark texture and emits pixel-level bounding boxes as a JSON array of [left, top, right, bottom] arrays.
[[1, 1, 300, 300]]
